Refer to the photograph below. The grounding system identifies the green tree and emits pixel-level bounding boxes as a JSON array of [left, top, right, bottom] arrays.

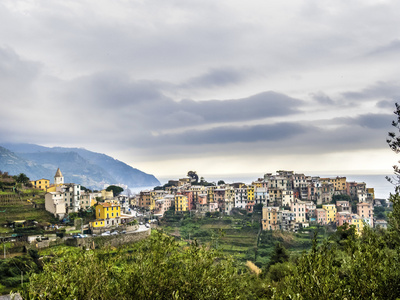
[[15, 173, 30, 185], [106, 185, 124, 197], [268, 242, 289, 266], [387, 102, 400, 191], [23, 231, 252, 299], [187, 170, 199, 183], [253, 203, 263, 213]]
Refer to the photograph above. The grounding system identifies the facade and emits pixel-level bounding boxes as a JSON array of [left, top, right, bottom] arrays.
[[234, 186, 248, 209], [45, 192, 65, 219], [139, 191, 152, 210], [80, 192, 97, 210], [92, 203, 121, 227], [336, 201, 351, 213], [262, 206, 280, 230], [31, 178, 50, 191], [254, 187, 269, 206], [322, 204, 337, 223], [175, 194, 188, 212], [315, 208, 327, 225], [60, 183, 82, 213], [357, 202, 374, 227], [291, 199, 306, 223]]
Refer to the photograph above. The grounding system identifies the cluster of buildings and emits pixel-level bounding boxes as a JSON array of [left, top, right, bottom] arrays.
[[33, 169, 386, 234], [132, 170, 384, 234], [32, 169, 132, 229]]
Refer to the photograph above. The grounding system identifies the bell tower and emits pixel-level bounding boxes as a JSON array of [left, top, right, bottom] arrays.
[[54, 168, 64, 185]]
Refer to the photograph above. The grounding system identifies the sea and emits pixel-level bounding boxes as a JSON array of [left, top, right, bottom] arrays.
[[130, 173, 396, 200]]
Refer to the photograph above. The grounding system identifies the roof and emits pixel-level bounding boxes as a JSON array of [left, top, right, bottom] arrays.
[[55, 168, 63, 178], [96, 203, 119, 208]]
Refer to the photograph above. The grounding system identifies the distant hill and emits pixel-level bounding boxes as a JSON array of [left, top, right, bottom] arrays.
[[0, 143, 160, 190]]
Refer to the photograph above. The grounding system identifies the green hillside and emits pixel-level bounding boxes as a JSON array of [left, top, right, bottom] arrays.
[[0, 172, 57, 234]]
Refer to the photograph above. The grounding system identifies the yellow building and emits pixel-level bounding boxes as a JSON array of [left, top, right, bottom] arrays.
[[350, 214, 364, 235], [269, 188, 282, 204], [262, 206, 280, 230], [92, 203, 121, 227], [30, 178, 50, 191], [101, 189, 114, 200], [91, 220, 105, 228], [322, 204, 337, 223], [139, 191, 155, 210], [367, 188, 375, 199], [96, 203, 120, 219], [207, 186, 216, 203], [175, 195, 188, 212], [321, 177, 347, 191], [252, 181, 265, 188], [247, 185, 255, 201]]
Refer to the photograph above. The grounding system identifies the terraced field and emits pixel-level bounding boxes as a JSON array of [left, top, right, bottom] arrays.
[[160, 212, 327, 268]]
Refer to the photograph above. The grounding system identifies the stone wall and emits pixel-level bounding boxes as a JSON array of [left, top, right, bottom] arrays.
[[66, 228, 150, 249]]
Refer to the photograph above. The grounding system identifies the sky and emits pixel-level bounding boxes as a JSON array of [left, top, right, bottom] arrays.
[[1, 0, 400, 179]]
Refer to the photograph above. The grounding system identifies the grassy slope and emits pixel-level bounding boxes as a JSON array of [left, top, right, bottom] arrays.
[[159, 211, 327, 268], [0, 189, 56, 234]]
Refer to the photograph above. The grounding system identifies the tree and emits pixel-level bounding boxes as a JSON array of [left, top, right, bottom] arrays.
[[331, 194, 351, 204], [187, 170, 199, 183], [218, 180, 225, 185], [253, 203, 263, 213], [387, 102, 400, 191], [106, 185, 124, 197], [15, 173, 30, 185], [263, 242, 290, 276], [23, 231, 252, 299]]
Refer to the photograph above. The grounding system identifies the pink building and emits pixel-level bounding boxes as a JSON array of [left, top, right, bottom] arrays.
[[182, 191, 194, 211], [246, 200, 255, 213], [198, 193, 208, 205], [315, 209, 327, 225], [336, 211, 352, 227], [357, 202, 374, 227]]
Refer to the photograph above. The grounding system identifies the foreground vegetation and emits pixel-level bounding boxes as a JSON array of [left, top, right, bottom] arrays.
[[159, 208, 328, 269], [11, 194, 400, 299]]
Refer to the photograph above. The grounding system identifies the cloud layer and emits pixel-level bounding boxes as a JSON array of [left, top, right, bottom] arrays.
[[0, 0, 400, 177]]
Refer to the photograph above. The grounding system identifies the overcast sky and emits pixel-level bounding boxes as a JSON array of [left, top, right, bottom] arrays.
[[1, 0, 400, 179]]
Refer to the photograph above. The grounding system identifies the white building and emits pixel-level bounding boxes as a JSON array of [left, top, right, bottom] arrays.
[[234, 186, 248, 209], [45, 191, 66, 219]]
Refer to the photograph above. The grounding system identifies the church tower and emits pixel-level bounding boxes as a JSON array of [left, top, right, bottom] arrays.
[[54, 168, 64, 185]]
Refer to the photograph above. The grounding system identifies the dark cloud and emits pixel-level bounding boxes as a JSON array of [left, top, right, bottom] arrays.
[[153, 122, 308, 145], [342, 81, 400, 100], [177, 91, 303, 125], [333, 113, 393, 130], [368, 39, 400, 56], [180, 68, 246, 89], [0, 46, 41, 99], [56, 72, 304, 131], [376, 100, 396, 109], [132, 117, 388, 159], [352, 114, 393, 130], [310, 91, 335, 105]]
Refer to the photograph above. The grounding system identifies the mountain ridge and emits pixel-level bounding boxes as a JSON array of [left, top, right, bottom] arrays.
[[0, 143, 160, 190]]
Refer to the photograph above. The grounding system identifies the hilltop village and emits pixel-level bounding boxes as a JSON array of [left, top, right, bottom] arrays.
[[132, 170, 385, 235], [37, 169, 387, 235], [32, 168, 135, 233]]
